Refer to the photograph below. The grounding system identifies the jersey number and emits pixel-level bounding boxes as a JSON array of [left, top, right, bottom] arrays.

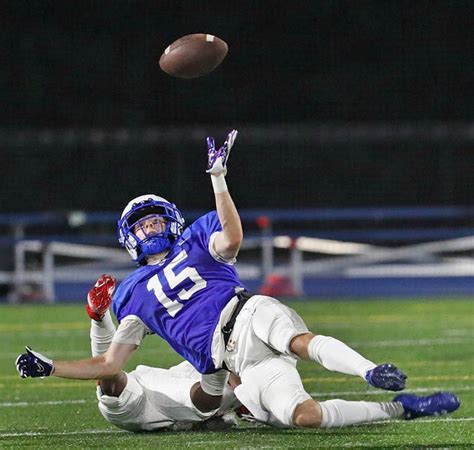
[[146, 250, 207, 317]]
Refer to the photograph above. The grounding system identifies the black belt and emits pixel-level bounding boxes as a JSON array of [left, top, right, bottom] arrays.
[[222, 290, 252, 347]]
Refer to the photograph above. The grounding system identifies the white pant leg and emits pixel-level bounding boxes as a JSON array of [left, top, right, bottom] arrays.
[[234, 357, 312, 427], [224, 295, 309, 373], [224, 296, 311, 427]]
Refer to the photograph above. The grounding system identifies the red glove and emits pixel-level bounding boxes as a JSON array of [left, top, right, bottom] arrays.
[[86, 274, 116, 321]]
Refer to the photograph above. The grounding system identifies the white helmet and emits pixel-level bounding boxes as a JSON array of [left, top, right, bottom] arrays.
[[117, 194, 185, 264]]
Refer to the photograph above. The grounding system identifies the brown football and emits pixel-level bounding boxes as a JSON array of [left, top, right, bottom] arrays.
[[159, 33, 228, 79]]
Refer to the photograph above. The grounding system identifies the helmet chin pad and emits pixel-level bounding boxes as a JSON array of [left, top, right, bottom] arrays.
[[140, 236, 171, 258]]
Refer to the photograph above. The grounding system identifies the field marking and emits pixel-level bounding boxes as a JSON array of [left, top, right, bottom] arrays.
[[395, 417, 474, 423], [309, 385, 474, 397], [1, 381, 96, 389], [0, 429, 126, 438], [1, 373, 472, 388], [0, 347, 175, 359], [1, 417, 473, 438], [407, 360, 467, 367], [351, 337, 473, 347], [445, 328, 473, 337], [302, 314, 470, 324], [0, 399, 93, 407], [302, 374, 473, 383], [2, 386, 472, 409], [2, 336, 472, 363], [0, 322, 89, 332]]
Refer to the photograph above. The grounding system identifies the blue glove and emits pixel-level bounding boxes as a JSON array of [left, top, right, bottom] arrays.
[[206, 129, 238, 176], [16, 346, 54, 378]]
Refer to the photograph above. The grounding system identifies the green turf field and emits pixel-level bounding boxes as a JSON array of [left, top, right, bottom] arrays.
[[1, 298, 473, 448]]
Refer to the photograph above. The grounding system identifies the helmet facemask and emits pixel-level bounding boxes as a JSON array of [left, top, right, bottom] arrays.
[[118, 195, 185, 265]]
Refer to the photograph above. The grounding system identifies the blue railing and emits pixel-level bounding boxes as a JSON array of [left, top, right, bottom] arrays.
[[1, 206, 473, 301], [1, 206, 472, 244]]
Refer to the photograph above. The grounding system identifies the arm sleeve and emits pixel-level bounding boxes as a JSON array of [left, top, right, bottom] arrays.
[[111, 315, 152, 346]]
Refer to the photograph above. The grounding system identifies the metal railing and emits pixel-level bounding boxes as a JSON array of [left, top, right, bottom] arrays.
[[6, 232, 474, 303]]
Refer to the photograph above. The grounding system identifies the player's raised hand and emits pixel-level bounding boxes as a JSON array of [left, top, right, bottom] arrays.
[[86, 274, 116, 321], [16, 346, 54, 378], [206, 129, 238, 176]]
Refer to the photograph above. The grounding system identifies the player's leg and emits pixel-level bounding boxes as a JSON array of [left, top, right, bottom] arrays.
[[236, 357, 401, 428], [234, 357, 314, 427], [237, 359, 458, 428], [297, 391, 461, 427], [227, 296, 458, 428], [248, 295, 406, 391], [290, 332, 406, 390], [294, 397, 403, 427]]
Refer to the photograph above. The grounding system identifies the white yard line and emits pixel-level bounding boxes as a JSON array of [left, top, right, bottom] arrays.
[[0, 399, 93, 407], [1, 418, 473, 438], [1, 386, 472, 408], [350, 337, 473, 347], [398, 417, 474, 424], [2, 337, 472, 361], [0, 348, 175, 359], [0, 429, 127, 438], [309, 385, 474, 397]]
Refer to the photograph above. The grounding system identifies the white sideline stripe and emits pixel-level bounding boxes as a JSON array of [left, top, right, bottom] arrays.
[[1, 418, 473, 438], [398, 417, 474, 423], [0, 429, 126, 438], [0, 399, 94, 407], [2, 337, 471, 360], [309, 386, 474, 397], [352, 417, 474, 427], [350, 337, 473, 347], [2, 386, 472, 408]]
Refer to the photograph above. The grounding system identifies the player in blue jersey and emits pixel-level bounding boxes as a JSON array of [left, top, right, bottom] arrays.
[[16, 129, 460, 428], [85, 274, 240, 431]]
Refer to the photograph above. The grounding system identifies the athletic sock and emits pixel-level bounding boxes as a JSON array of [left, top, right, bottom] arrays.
[[308, 335, 376, 379], [90, 310, 115, 357], [201, 370, 230, 396], [319, 399, 404, 427]]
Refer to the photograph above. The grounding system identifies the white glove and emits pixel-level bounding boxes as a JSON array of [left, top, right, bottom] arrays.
[[206, 129, 238, 176]]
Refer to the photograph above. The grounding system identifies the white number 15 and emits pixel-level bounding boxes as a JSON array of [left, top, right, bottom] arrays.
[[146, 249, 207, 317]]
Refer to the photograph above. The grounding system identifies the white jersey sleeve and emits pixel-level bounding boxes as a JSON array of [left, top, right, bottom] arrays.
[[208, 231, 237, 264], [111, 315, 152, 346]]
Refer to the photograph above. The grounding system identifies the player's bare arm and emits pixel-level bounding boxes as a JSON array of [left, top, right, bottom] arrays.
[[55, 341, 137, 379], [206, 129, 243, 260], [16, 341, 137, 380]]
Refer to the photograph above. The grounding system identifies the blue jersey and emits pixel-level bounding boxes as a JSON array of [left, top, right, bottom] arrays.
[[112, 211, 245, 374]]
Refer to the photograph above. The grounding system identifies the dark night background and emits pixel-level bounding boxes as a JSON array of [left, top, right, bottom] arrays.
[[1, 1, 473, 211]]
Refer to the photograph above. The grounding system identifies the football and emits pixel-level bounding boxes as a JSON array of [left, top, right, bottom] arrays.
[[159, 33, 228, 79]]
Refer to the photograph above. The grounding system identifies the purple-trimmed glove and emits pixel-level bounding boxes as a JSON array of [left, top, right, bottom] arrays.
[[16, 346, 54, 378], [206, 129, 238, 176]]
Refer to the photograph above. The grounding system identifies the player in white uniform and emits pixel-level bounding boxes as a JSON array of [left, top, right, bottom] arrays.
[[17, 130, 460, 428]]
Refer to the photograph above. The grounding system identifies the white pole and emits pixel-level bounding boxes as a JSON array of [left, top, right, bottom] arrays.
[[43, 245, 55, 303], [290, 244, 304, 295]]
